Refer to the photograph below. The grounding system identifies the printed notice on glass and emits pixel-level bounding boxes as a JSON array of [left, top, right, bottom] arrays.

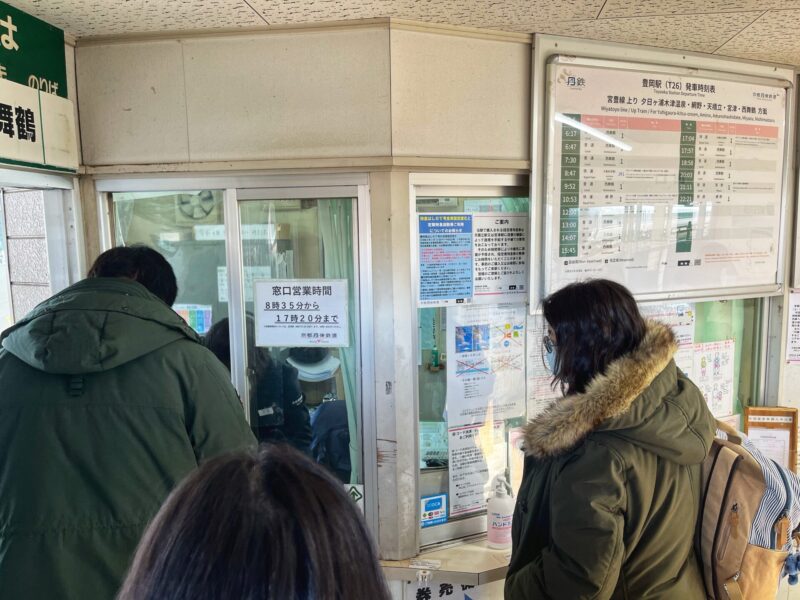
[[693, 339, 735, 417], [640, 302, 696, 377], [446, 304, 526, 428], [254, 279, 349, 348], [472, 214, 528, 303], [786, 290, 800, 364], [448, 421, 506, 517], [418, 213, 527, 307], [545, 62, 786, 298], [418, 214, 473, 306], [525, 314, 561, 420], [748, 427, 792, 468], [217, 266, 272, 303]]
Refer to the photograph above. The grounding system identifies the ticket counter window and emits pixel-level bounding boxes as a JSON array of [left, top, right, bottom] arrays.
[[416, 195, 530, 544], [112, 190, 363, 487], [112, 190, 228, 336], [415, 192, 763, 545], [238, 196, 361, 486]]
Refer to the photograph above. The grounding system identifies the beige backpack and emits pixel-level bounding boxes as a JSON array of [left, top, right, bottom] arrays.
[[696, 421, 799, 600]]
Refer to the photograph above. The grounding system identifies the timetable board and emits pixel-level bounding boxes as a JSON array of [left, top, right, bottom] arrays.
[[544, 59, 788, 298]]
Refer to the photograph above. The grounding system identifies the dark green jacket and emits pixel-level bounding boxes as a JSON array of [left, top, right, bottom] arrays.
[[506, 322, 716, 600], [0, 278, 256, 600]]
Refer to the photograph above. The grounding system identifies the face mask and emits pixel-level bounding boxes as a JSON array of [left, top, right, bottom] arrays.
[[545, 345, 557, 374]]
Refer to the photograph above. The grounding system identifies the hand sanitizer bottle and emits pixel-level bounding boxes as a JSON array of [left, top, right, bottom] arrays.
[[487, 476, 514, 550]]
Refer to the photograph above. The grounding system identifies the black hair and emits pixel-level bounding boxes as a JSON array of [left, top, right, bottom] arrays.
[[118, 444, 390, 600], [87, 245, 178, 306], [542, 279, 646, 396], [204, 316, 271, 380]]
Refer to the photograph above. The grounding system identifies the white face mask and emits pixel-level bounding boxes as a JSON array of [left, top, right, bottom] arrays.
[[545, 344, 557, 374], [543, 335, 557, 374]]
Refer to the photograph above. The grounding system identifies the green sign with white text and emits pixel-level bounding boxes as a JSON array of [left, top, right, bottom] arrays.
[[0, 1, 66, 98]]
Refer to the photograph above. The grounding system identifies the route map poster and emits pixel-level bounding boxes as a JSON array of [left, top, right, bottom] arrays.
[[545, 62, 787, 297], [445, 303, 526, 428]]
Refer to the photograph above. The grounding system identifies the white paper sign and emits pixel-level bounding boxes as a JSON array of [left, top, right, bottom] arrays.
[[525, 314, 561, 420], [405, 581, 477, 600], [446, 304, 526, 427], [472, 214, 528, 303], [786, 290, 800, 364], [254, 279, 349, 348], [640, 302, 696, 377], [693, 339, 735, 417], [217, 266, 272, 303], [748, 427, 791, 468], [448, 421, 506, 517]]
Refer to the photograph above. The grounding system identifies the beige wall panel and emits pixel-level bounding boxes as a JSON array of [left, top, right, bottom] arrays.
[[390, 30, 530, 161], [182, 28, 392, 161], [76, 41, 189, 165]]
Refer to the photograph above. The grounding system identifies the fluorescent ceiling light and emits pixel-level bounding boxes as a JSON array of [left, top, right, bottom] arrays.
[[555, 113, 633, 152]]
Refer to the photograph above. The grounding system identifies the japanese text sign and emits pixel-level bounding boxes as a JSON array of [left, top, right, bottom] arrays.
[[254, 279, 349, 348]]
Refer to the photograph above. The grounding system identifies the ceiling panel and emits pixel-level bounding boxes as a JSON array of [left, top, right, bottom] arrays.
[[715, 9, 800, 65], [9, 0, 265, 37], [534, 11, 762, 54], [600, 0, 800, 19], [247, 0, 603, 31]]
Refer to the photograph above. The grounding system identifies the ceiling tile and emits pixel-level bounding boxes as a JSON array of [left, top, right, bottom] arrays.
[[535, 11, 762, 54], [7, 0, 265, 37], [715, 9, 800, 65], [600, 0, 800, 19], [247, 0, 604, 32]]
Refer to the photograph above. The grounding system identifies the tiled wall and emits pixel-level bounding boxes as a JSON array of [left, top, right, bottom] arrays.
[[2, 190, 51, 320]]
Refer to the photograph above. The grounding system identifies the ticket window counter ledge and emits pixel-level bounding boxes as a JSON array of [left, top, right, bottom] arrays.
[[381, 537, 510, 590]]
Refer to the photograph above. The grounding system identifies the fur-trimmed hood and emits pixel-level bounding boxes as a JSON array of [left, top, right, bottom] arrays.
[[523, 320, 712, 464]]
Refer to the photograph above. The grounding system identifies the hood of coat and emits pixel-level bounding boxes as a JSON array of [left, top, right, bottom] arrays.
[[0, 277, 199, 374], [523, 320, 714, 465]]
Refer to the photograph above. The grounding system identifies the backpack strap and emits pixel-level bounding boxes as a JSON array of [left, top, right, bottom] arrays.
[[715, 419, 743, 445], [723, 578, 744, 600]]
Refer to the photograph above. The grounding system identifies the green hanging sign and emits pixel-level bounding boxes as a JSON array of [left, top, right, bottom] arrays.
[[0, 1, 66, 98]]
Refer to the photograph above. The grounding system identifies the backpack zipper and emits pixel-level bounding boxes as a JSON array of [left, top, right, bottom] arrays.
[[717, 503, 739, 561]]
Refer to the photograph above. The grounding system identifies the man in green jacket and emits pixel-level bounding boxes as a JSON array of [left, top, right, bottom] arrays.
[[0, 246, 256, 600]]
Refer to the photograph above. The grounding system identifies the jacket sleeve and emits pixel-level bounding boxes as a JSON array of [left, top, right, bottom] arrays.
[[186, 349, 257, 462], [505, 443, 628, 600]]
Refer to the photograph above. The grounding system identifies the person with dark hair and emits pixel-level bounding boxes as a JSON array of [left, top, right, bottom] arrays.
[[0, 245, 255, 600], [118, 444, 391, 600], [204, 317, 312, 453], [506, 279, 716, 600]]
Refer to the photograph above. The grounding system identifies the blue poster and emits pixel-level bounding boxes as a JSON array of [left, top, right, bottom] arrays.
[[418, 214, 473, 306]]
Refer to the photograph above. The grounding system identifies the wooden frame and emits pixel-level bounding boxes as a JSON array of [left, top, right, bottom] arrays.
[[744, 406, 798, 471]]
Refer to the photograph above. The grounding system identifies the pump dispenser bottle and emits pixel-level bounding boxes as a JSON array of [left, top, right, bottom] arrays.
[[487, 475, 514, 550]]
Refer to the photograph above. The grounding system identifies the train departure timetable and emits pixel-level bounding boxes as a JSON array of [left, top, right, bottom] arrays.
[[545, 62, 787, 297]]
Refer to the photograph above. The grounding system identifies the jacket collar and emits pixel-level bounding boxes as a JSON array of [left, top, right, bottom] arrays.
[[523, 320, 677, 459]]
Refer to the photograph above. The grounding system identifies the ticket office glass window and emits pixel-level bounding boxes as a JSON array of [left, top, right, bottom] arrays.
[[415, 193, 763, 546], [110, 190, 363, 486], [416, 195, 530, 545]]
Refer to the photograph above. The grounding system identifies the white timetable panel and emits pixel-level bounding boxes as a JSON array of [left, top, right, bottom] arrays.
[[545, 61, 787, 297]]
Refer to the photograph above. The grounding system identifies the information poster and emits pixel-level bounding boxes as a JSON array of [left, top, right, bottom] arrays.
[[418, 214, 527, 307], [448, 421, 506, 517], [693, 339, 735, 417], [786, 290, 800, 364], [640, 302, 696, 376], [217, 266, 272, 303], [174, 304, 212, 335], [546, 63, 786, 297], [446, 304, 526, 427], [525, 314, 561, 419], [253, 279, 348, 348], [749, 428, 791, 468]]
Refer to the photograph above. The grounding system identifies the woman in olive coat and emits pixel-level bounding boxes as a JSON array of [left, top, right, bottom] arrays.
[[505, 279, 717, 599]]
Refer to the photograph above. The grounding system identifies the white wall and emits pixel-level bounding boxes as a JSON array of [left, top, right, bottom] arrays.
[[390, 28, 530, 161], [75, 22, 531, 167], [76, 26, 393, 166]]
